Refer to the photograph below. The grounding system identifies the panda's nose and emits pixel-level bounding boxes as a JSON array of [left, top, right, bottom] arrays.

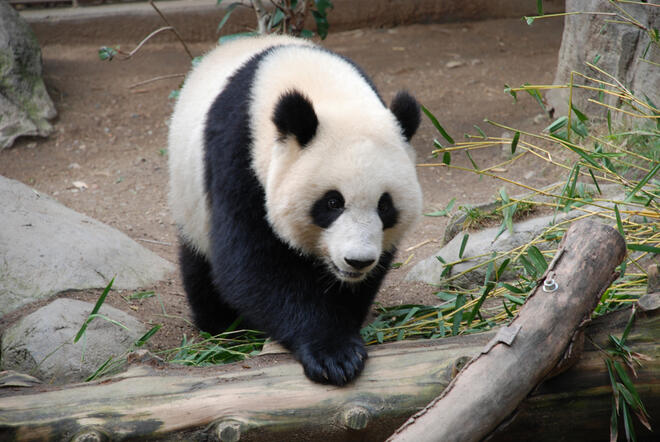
[[345, 258, 375, 270]]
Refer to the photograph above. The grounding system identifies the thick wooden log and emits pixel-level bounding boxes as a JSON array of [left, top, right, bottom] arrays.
[[2, 220, 655, 442], [389, 220, 627, 442], [0, 313, 657, 441]]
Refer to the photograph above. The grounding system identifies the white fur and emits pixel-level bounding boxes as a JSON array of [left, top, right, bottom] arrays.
[[168, 35, 313, 256], [168, 35, 422, 281]]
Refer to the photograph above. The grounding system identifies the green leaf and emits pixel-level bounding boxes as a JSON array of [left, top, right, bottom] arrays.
[[571, 103, 589, 123], [527, 246, 548, 274], [536, 0, 543, 15], [442, 151, 451, 165], [588, 169, 602, 195], [593, 53, 601, 65], [502, 300, 514, 317], [424, 198, 456, 217], [525, 16, 535, 25], [473, 124, 487, 139], [511, 131, 520, 154], [607, 109, 612, 134], [624, 161, 660, 203], [614, 205, 625, 238], [217, 2, 243, 32], [452, 294, 466, 335], [465, 150, 479, 170], [503, 293, 525, 305], [466, 282, 494, 326], [74, 277, 114, 343], [135, 324, 162, 347], [421, 105, 455, 144], [504, 84, 518, 102], [85, 356, 114, 382], [98, 46, 118, 61], [496, 258, 510, 280], [312, 9, 330, 40], [545, 116, 568, 133], [314, 0, 334, 16], [627, 243, 660, 254], [502, 282, 526, 294], [518, 255, 538, 277], [459, 233, 469, 259]]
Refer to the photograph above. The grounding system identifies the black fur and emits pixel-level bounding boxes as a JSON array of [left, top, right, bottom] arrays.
[[377, 192, 399, 230], [180, 46, 396, 386], [272, 91, 319, 147], [390, 91, 421, 141], [310, 190, 345, 229]]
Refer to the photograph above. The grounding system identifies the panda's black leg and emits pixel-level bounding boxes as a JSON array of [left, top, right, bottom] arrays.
[[178, 239, 239, 336]]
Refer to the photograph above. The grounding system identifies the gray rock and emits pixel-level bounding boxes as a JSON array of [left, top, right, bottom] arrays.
[[0, 175, 175, 319], [1, 298, 145, 384], [546, 1, 659, 121], [408, 188, 629, 288], [0, 2, 56, 150]]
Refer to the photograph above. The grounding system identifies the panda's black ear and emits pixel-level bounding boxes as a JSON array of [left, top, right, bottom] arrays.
[[272, 90, 319, 148], [390, 91, 420, 142]]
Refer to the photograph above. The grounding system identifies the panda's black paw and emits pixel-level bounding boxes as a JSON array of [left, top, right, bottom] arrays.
[[296, 335, 367, 386]]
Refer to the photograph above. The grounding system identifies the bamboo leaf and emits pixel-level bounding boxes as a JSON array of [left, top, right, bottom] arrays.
[[459, 233, 469, 259], [624, 161, 660, 203], [511, 131, 520, 154], [527, 246, 548, 274], [425, 198, 455, 217], [135, 324, 162, 348], [74, 277, 115, 343], [614, 205, 625, 238], [421, 105, 455, 144], [217, 2, 243, 32], [451, 294, 466, 335], [627, 243, 660, 254]]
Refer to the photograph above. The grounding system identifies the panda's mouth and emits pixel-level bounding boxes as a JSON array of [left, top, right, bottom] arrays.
[[330, 263, 366, 282]]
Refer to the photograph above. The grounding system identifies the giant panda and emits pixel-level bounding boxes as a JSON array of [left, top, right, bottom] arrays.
[[168, 35, 423, 386]]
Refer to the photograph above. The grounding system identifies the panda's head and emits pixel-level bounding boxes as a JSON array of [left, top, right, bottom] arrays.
[[263, 89, 423, 283]]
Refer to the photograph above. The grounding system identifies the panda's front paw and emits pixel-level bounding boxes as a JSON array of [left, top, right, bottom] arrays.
[[297, 335, 367, 386]]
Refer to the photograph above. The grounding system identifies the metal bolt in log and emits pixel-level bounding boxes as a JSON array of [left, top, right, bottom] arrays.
[[215, 420, 241, 442], [389, 220, 627, 442], [341, 406, 370, 430], [71, 428, 107, 442]]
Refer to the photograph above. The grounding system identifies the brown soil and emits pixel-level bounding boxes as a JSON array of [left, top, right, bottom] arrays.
[[0, 17, 564, 352]]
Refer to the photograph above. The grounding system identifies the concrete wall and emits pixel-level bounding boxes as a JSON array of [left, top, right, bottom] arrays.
[[22, 0, 565, 45]]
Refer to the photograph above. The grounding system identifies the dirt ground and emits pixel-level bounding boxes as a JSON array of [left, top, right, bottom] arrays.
[[0, 17, 564, 351]]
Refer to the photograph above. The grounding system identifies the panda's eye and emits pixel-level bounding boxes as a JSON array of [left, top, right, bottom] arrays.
[[377, 192, 398, 230], [311, 190, 345, 228], [327, 197, 342, 210]]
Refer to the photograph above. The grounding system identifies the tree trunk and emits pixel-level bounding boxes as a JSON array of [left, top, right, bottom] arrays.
[[389, 220, 627, 442]]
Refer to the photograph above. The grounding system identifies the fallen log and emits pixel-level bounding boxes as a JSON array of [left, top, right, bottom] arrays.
[[1, 220, 655, 442], [389, 220, 627, 442], [1, 310, 657, 441]]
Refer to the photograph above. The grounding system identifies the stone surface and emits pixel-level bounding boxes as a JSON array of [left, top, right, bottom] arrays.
[[407, 187, 629, 288], [0, 2, 56, 149], [0, 298, 146, 384], [546, 0, 660, 120], [0, 175, 175, 319]]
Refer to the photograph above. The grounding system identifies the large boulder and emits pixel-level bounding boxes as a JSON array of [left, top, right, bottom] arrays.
[[547, 0, 660, 119], [0, 2, 56, 150], [1, 298, 146, 384], [0, 175, 175, 319]]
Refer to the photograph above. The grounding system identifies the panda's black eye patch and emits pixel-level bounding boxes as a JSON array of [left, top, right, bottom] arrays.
[[378, 192, 398, 230], [311, 190, 345, 228]]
